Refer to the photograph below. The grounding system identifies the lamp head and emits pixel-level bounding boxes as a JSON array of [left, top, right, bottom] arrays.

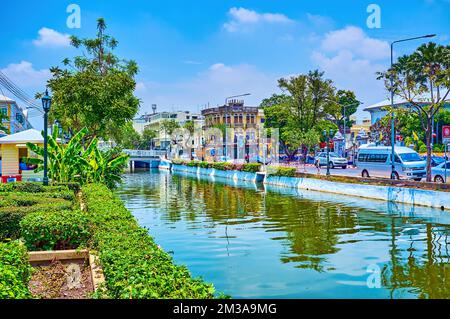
[[41, 89, 52, 112]]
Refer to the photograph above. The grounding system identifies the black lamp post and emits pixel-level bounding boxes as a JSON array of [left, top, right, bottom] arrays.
[[41, 89, 52, 186], [323, 129, 334, 176]]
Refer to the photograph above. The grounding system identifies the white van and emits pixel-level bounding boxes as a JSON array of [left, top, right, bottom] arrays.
[[356, 144, 426, 181]]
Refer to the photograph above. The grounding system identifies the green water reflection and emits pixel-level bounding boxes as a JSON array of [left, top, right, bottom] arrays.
[[117, 170, 450, 298]]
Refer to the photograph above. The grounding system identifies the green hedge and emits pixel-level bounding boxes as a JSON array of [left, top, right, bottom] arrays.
[[20, 210, 90, 251], [0, 200, 74, 241], [242, 163, 261, 173], [81, 184, 216, 299], [174, 160, 261, 173], [267, 166, 296, 177], [0, 241, 32, 299]]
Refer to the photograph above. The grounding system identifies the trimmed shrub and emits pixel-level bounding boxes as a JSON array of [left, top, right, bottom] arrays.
[[211, 162, 234, 171], [20, 210, 90, 251], [267, 166, 296, 177], [198, 161, 210, 169], [0, 199, 75, 241], [186, 161, 200, 167], [171, 159, 187, 165], [0, 241, 32, 299], [81, 184, 216, 299], [242, 163, 261, 173], [0, 182, 44, 193]]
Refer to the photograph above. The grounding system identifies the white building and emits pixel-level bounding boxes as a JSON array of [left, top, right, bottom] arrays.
[[364, 94, 450, 125], [133, 110, 204, 149], [0, 94, 33, 134]]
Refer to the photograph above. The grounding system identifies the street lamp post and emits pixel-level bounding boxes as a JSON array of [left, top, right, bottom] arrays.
[[389, 34, 436, 179], [223, 93, 251, 159], [41, 89, 52, 186], [324, 98, 362, 159], [323, 129, 334, 176]]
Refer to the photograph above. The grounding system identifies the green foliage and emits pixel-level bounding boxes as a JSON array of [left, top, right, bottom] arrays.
[[261, 71, 356, 158], [20, 210, 90, 251], [377, 42, 450, 181], [118, 123, 157, 150], [26, 127, 129, 188], [0, 188, 74, 241], [81, 184, 216, 299], [171, 159, 187, 165], [211, 162, 234, 171], [267, 166, 297, 177], [0, 241, 32, 299], [198, 161, 210, 169], [47, 18, 139, 141], [186, 161, 201, 167], [242, 163, 261, 173]]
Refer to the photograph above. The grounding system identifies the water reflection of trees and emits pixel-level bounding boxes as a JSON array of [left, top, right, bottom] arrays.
[[383, 221, 450, 298], [121, 173, 450, 298]]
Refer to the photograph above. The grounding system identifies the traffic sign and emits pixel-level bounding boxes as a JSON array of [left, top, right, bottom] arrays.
[[443, 126, 450, 144]]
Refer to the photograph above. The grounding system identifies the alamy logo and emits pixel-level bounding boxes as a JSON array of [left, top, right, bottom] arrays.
[[366, 264, 381, 288], [366, 4, 381, 29], [66, 4, 81, 29]]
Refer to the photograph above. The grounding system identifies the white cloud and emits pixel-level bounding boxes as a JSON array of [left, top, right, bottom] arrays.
[[1, 61, 51, 88], [306, 13, 334, 29], [223, 7, 293, 32], [134, 63, 279, 113], [33, 27, 71, 48], [311, 26, 391, 122], [320, 26, 389, 60]]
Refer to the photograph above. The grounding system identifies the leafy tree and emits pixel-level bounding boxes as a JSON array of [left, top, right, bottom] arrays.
[[328, 90, 360, 130], [160, 119, 180, 154], [46, 18, 140, 141], [377, 42, 450, 181], [261, 71, 338, 159], [117, 122, 141, 149], [140, 127, 157, 150]]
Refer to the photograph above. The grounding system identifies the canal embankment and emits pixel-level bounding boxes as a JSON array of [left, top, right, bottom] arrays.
[[166, 161, 450, 211]]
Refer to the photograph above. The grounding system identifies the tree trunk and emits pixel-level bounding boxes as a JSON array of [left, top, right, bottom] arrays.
[[425, 117, 433, 182]]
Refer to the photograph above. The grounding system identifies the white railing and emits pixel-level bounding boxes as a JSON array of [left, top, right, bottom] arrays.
[[123, 149, 166, 158]]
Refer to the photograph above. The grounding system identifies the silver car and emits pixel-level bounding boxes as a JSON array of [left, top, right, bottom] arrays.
[[315, 152, 348, 169], [431, 161, 450, 183]]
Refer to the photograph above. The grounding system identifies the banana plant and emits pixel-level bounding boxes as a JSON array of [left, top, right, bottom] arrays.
[[26, 126, 129, 188]]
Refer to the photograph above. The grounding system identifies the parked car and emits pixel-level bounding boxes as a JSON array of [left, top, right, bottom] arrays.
[[315, 152, 348, 169], [355, 144, 426, 180], [431, 161, 450, 183], [422, 155, 446, 167]]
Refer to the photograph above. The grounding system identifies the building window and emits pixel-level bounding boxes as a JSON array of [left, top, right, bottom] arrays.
[[0, 107, 7, 116]]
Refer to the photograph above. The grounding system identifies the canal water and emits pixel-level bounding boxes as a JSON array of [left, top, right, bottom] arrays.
[[117, 170, 450, 299]]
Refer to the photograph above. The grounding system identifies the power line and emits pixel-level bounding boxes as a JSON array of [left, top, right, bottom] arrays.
[[0, 70, 43, 117]]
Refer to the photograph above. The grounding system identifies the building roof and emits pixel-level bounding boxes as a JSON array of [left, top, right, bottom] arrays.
[[364, 92, 450, 112], [0, 129, 43, 144], [0, 94, 15, 103]]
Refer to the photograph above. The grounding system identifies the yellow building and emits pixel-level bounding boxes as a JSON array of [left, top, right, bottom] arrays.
[[0, 129, 44, 182], [201, 100, 267, 161]]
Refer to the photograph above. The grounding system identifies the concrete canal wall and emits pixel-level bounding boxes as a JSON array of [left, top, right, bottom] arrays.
[[170, 164, 265, 183], [165, 163, 450, 210], [264, 175, 450, 211]]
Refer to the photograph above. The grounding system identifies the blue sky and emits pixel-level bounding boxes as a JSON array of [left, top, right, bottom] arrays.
[[1, 0, 449, 129]]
